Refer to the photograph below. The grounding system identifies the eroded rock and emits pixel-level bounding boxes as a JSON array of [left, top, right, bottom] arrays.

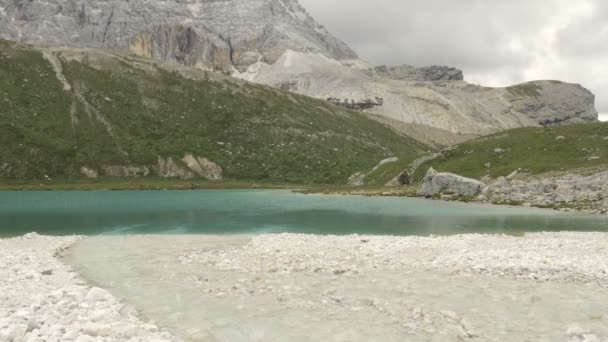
[[418, 168, 487, 197]]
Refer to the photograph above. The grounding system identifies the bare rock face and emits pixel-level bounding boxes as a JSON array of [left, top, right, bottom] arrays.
[[484, 171, 608, 214], [0, 0, 357, 71], [374, 65, 464, 82], [80, 166, 99, 179], [418, 168, 487, 197], [94, 155, 222, 180], [507, 81, 598, 126], [243, 50, 598, 135], [181, 154, 223, 181], [102, 165, 151, 177]]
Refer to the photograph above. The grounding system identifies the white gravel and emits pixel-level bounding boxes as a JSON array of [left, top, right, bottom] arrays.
[[0, 233, 180, 342], [185, 232, 608, 287], [67, 233, 608, 341], [4, 232, 608, 341]]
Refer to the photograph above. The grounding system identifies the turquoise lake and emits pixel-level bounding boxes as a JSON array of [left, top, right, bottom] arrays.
[[0, 190, 607, 237]]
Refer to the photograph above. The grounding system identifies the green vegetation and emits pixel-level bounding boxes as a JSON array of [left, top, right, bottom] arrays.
[[413, 122, 608, 180], [0, 40, 429, 185], [506, 82, 543, 97], [295, 185, 418, 197], [0, 178, 303, 191], [362, 158, 410, 186]]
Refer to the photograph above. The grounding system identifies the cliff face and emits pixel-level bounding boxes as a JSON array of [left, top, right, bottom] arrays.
[[0, 0, 356, 70]]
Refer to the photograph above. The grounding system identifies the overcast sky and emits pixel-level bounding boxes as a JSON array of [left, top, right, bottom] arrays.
[[300, 0, 607, 121]]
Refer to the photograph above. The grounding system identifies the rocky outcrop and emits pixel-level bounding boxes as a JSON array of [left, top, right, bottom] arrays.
[[0, 0, 356, 71], [129, 25, 226, 69], [243, 50, 598, 136], [374, 65, 464, 82], [80, 166, 99, 179], [418, 168, 487, 197], [157, 155, 223, 180], [327, 97, 384, 111], [91, 155, 222, 180], [484, 172, 608, 214], [181, 154, 223, 181], [507, 81, 598, 126], [347, 172, 366, 187], [157, 157, 194, 179], [102, 165, 151, 177]]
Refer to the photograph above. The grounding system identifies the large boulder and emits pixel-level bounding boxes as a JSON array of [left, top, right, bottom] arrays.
[[417, 168, 487, 197]]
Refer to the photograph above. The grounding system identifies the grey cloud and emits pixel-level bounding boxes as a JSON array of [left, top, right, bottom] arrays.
[[300, 0, 607, 119], [556, 1, 608, 58]]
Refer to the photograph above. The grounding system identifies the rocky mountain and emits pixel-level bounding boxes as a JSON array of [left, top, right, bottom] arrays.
[[0, 0, 356, 71], [0, 0, 599, 139], [236, 51, 598, 136], [0, 39, 428, 183]]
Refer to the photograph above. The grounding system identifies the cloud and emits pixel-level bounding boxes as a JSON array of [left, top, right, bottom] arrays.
[[300, 0, 606, 117]]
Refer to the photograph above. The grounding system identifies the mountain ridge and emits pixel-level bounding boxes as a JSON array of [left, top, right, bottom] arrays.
[[0, 0, 599, 138]]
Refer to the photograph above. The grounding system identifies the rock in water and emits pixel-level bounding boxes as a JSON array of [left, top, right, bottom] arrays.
[[418, 168, 487, 197]]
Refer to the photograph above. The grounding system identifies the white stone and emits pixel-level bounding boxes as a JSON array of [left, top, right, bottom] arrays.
[[85, 287, 113, 302]]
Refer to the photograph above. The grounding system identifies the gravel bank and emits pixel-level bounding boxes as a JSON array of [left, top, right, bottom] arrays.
[[186, 233, 608, 287], [68, 233, 608, 341], [0, 233, 180, 342]]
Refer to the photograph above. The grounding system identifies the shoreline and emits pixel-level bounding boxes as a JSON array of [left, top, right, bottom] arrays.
[[3, 232, 608, 341], [0, 233, 180, 342], [2, 178, 607, 216]]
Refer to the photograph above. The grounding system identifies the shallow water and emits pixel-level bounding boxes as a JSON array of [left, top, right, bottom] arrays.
[[1, 190, 607, 236], [69, 236, 608, 342]]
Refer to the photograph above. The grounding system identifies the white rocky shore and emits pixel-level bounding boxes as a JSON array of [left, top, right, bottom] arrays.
[[0, 233, 180, 342], [3, 232, 608, 341], [182, 233, 608, 287]]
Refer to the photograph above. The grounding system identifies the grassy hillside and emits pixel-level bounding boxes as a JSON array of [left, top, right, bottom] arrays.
[[413, 122, 608, 180], [0, 39, 430, 185]]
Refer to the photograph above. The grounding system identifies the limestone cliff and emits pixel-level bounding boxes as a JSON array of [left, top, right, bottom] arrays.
[[0, 0, 356, 71]]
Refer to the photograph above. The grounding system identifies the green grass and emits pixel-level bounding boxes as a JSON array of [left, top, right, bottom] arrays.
[[413, 122, 608, 180], [0, 39, 430, 185], [506, 82, 543, 97], [363, 158, 411, 186], [295, 184, 418, 197], [0, 178, 298, 191]]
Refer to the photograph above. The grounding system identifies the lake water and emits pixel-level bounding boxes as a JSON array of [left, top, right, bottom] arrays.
[[1, 190, 607, 236]]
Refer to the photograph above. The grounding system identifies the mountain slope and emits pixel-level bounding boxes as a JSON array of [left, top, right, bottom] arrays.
[[0, 40, 429, 184], [412, 122, 608, 181]]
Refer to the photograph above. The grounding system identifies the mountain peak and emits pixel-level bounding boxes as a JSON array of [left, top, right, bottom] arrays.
[[0, 0, 357, 70]]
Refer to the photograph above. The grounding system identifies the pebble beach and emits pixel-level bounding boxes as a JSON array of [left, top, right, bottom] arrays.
[[2, 232, 608, 341], [0, 233, 179, 342]]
